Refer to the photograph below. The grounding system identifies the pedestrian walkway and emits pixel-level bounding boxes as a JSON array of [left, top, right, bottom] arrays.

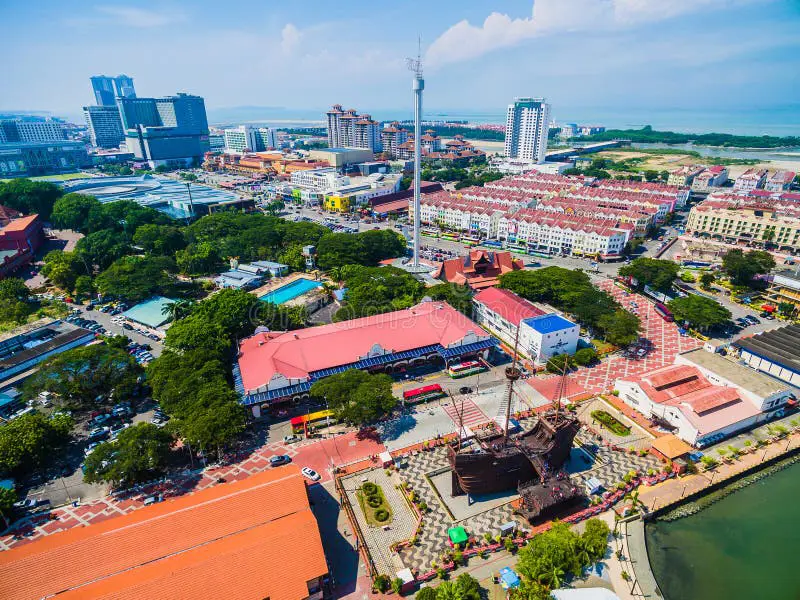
[[441, 397, 490, 429]]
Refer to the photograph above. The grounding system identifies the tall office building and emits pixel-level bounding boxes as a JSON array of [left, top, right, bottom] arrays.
[[83, 106, 125, 148], [504, 97, 551, 164], [325, 105, 381, 152], [0, 120, 66, 143], [118, 93, 209, 166], [90, 75, 136, 106], [223, 126, 278, 153]]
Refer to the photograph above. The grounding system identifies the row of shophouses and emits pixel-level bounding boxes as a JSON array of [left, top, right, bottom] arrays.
[[411, 172, 688, 258]]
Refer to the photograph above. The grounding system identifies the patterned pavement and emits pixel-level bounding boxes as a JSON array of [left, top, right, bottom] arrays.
[[441, 397, 490, 429], [529, 280, 702, 399], [0, 431, 385, 551]]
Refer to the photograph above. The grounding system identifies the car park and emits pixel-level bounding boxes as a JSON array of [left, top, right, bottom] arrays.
[[301, 467, 321, 481], [84, 442, 101, 456]]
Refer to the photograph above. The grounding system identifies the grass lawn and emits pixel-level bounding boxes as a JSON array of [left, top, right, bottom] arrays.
[[356, 481, 393, 527], [591, 409, 631, 437], [591, 339, 616, 356]]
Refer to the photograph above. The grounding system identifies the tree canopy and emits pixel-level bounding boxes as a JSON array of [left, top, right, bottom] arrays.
[[0, 179, 62, 218], [333, 266, 424, 322], [618, 258, 680, 292], [0, 412, 73, 476], [721, 249, 775, 287], [667, 295, 731, 330], [24, 344, 142, 409], [316, 229, 406, 270], [425, 283, 473, 316], [94, 255, 179, 302], [310, 369, 396, 425], [83, 422, 173, 486]]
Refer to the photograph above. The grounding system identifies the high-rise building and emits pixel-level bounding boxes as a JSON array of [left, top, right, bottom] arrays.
[[504, 97, 551, 164], [380, 122, 409, 158], [325, 105, 381, 152], [222, 126, 278, 153], [254, 127, 277, 151], [118, 93, 209, 167], [90, 75, 136, 106], [0, 120, 66, 143], [83, 106, 125, 148]]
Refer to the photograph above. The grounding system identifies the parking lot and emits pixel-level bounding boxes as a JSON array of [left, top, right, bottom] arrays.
[[67, 304, 163, 359]]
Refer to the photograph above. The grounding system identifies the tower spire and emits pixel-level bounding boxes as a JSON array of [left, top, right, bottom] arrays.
[[407, 38, 424, 270]]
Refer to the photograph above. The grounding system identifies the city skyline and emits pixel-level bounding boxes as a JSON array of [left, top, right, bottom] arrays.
[[1, 0, 799, 134]]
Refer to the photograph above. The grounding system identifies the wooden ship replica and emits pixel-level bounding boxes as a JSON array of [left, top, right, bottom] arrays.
[[447, 332, 584, 523]]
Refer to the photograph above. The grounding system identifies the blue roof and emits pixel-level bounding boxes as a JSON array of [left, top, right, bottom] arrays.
[[499, 567, 520, 589], [123, 296, 176, 329], [523, 313, 576, 334]]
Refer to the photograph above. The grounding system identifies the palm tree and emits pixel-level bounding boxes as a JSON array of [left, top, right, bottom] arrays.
[[575, 539, 592, 570], [538, 566, 565, 589], [329, 267, 344, 283], [624, 489, 645, 514], [161, 299, 194, 321]]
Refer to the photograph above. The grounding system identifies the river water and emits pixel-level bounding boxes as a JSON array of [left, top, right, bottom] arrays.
[[645, 461, 800, 600]]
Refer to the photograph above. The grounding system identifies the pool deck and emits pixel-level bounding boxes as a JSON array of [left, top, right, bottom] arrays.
[[250, 273, 329, 306]]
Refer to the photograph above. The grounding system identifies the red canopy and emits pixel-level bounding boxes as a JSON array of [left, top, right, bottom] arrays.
[[762, 304, 776, 313]]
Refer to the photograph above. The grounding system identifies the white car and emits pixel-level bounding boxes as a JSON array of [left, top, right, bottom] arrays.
[[301, 467, 321, 482], [283, 435, 300, 444]]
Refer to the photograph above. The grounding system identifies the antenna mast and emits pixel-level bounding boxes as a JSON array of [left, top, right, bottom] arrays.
[[406, 37, 424, 270]]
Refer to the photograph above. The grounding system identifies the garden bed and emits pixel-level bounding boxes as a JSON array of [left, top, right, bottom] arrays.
[[356, 481, 393, 527], [591, 410, 631, 436]]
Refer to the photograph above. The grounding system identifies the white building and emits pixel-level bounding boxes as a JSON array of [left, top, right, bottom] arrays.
[[0, 119, 66, 143], [325, 105, 381, 152], [290, 167, 347, 191], [691, 166, 729, 192], [83, 105, 125, 149], [616, 349, 792, 447], [472, 287, 545, 356], [504, 97, 551, 164], [223, 125, 277, 153], [518, 313, 580, 364], [765, 170, 796, 192], [733, 168, 768, 192]]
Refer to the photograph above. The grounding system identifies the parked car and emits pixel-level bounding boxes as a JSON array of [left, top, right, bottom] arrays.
[[283, 435, 301, 444], [269, 455, 292, 466], [301, 467, 321, 482], [143, 493, 163, 506], [13, 497, 50, 512]]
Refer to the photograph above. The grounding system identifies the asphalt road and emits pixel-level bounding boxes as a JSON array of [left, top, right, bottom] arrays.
[[72, 305, 163, 358]]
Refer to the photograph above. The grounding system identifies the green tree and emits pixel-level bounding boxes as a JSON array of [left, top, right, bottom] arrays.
[[0, 486, 17, 527], [76, 228, 133, 270], [278, 244, 306, 272], [0, 179, 62, 218], [310, 369, 396, 425], [416, 587, 439, 600], [24, 344, 141, 408], [778, 302, 796, 317], [83, 423, 173, 486], [721, 249, 776, 287], [333, 266, 424, 322], [41, 250, 87, 291], [50, 193, 101, 231], [699, 272, 715, 290], [161, 299, 195, 321], [426, 283, 473, 316], [0, 413, 73, 476], [133, 224, 187, 256], [573, 347, 597, 366], [667, 295, 731, 330], [95, 255, 177, 302], [619, 258, 680, 291], [454, 573, 481, 600], [546, 354, 572, 373], [74, 275, 95, 299], [580, 518, 610, 562], [511, 581, 550, 600], [176, 242, 222, 276], [597, 310, 641, 346]]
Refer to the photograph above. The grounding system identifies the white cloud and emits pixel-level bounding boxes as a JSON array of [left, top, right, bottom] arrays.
[[280, 23, 302, 54], [426, 0, 764, 67], [95, 6, 185, 28]]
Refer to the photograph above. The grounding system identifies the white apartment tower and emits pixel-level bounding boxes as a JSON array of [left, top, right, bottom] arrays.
[[325, 105, 381, 152], [223, 125, 277, 153], [504, 97, 551, 164]]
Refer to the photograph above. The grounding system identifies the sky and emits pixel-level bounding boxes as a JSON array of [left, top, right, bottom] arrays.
[[1, 0, 799, 132]]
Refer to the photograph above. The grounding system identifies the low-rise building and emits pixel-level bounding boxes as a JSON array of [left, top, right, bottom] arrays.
[[616, 349, 791, 447], [122, 296, 176, 333], [309, 147, 373, 168], [0, 141, 91, 178], [765, 270, 800, 314], [734, 323, 800, 386], [667, 165, 705, 187], [434, 250, 524, 290], [518, 313, 580, 364], [691, 166, 729, 192], [733, 168, 768, 192], [764, 170, 796, 192], [0, 467, 330, 600], [472, 287, 545, 352], [235, 301, 496, 413], [215, 261, 289, 289]]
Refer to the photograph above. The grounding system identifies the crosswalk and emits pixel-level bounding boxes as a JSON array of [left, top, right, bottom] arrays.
[[441, 397, 490, 429]]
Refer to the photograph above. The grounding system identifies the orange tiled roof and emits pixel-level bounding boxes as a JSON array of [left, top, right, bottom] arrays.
[[0, 467, 327, 600]]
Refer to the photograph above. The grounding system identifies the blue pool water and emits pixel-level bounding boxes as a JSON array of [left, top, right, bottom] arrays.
[[259, 278, 322, 304]]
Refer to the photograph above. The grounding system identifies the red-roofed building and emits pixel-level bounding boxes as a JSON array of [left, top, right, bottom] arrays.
[[433, 250, 524, 290], [0, 214, 45, 279], [472, 287, 544, 350], [616, 364, 766, 446], [0, 467, 329, 600], [235, 301, 495, 414], [0, 204, 22, 227]]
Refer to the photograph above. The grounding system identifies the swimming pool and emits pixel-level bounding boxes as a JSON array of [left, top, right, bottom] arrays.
[[259, 278, 322, 304]]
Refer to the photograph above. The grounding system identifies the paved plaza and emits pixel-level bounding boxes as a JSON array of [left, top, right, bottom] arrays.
[[575, 396, 655, 451]]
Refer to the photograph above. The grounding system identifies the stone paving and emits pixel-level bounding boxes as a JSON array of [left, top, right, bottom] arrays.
[[575, 397, 655, 451], [0, 430, 385, 551], [441, 396, 490, 429], [340, 469, 418, 577], [529, 281, 702, 399]]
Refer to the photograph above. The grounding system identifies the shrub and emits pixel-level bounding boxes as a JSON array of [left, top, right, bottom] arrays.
[[374, 574, 390, 593], [375, 509, 390, 522], [418, 500, 427, 512], [367, 495, 382, 508], [392, 577, 404, 595], [437, 568, 446, 580], [362, 482, 377, 495], [484, 532, 493, 543], [452, 550, 463, 565], [591, 410, 631, 436], [504, 537, 516, 552]]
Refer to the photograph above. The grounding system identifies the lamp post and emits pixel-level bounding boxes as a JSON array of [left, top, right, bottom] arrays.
[[184, 182, 195, 223]]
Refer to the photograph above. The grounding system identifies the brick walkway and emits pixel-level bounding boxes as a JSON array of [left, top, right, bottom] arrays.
[[441, 397, 490, 429], [0, 431, 384, 551]]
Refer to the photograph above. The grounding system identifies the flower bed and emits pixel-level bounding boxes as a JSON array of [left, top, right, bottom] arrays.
[[591, 409, 631, 437], [356, 481, 393, 527]]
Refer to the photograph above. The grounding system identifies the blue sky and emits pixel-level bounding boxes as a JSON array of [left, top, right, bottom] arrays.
[[1, 0, 799, 131]]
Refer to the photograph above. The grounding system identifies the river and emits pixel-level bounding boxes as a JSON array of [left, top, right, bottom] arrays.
[[645, 460, 800, 600]]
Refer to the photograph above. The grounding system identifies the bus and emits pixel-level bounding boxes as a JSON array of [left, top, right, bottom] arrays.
[[402, 384, 446, 404], [654, 303, 674, 322], [507, 243, 527, 255], [421, 227, 439, 237], [481, 240, 503, 249], [447, 360, 488, 379], [290, 409, 336, 435], [440, 232, 459, 241]]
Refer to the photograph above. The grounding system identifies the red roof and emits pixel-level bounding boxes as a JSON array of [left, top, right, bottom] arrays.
[[1, 214, 39, 233], [434, 250, 524, 290], [0, 467, 327, 600], [473, 287, 544, 325], [238, 301, 489, 394]]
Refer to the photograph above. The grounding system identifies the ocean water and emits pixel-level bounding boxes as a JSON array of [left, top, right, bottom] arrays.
[[207, 104, 800, 138], [646, 461, 800, 600]]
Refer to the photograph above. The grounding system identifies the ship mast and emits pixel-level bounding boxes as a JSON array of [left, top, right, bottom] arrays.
[[503, 322, 522, 446], [552, 357, 569, 426]]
